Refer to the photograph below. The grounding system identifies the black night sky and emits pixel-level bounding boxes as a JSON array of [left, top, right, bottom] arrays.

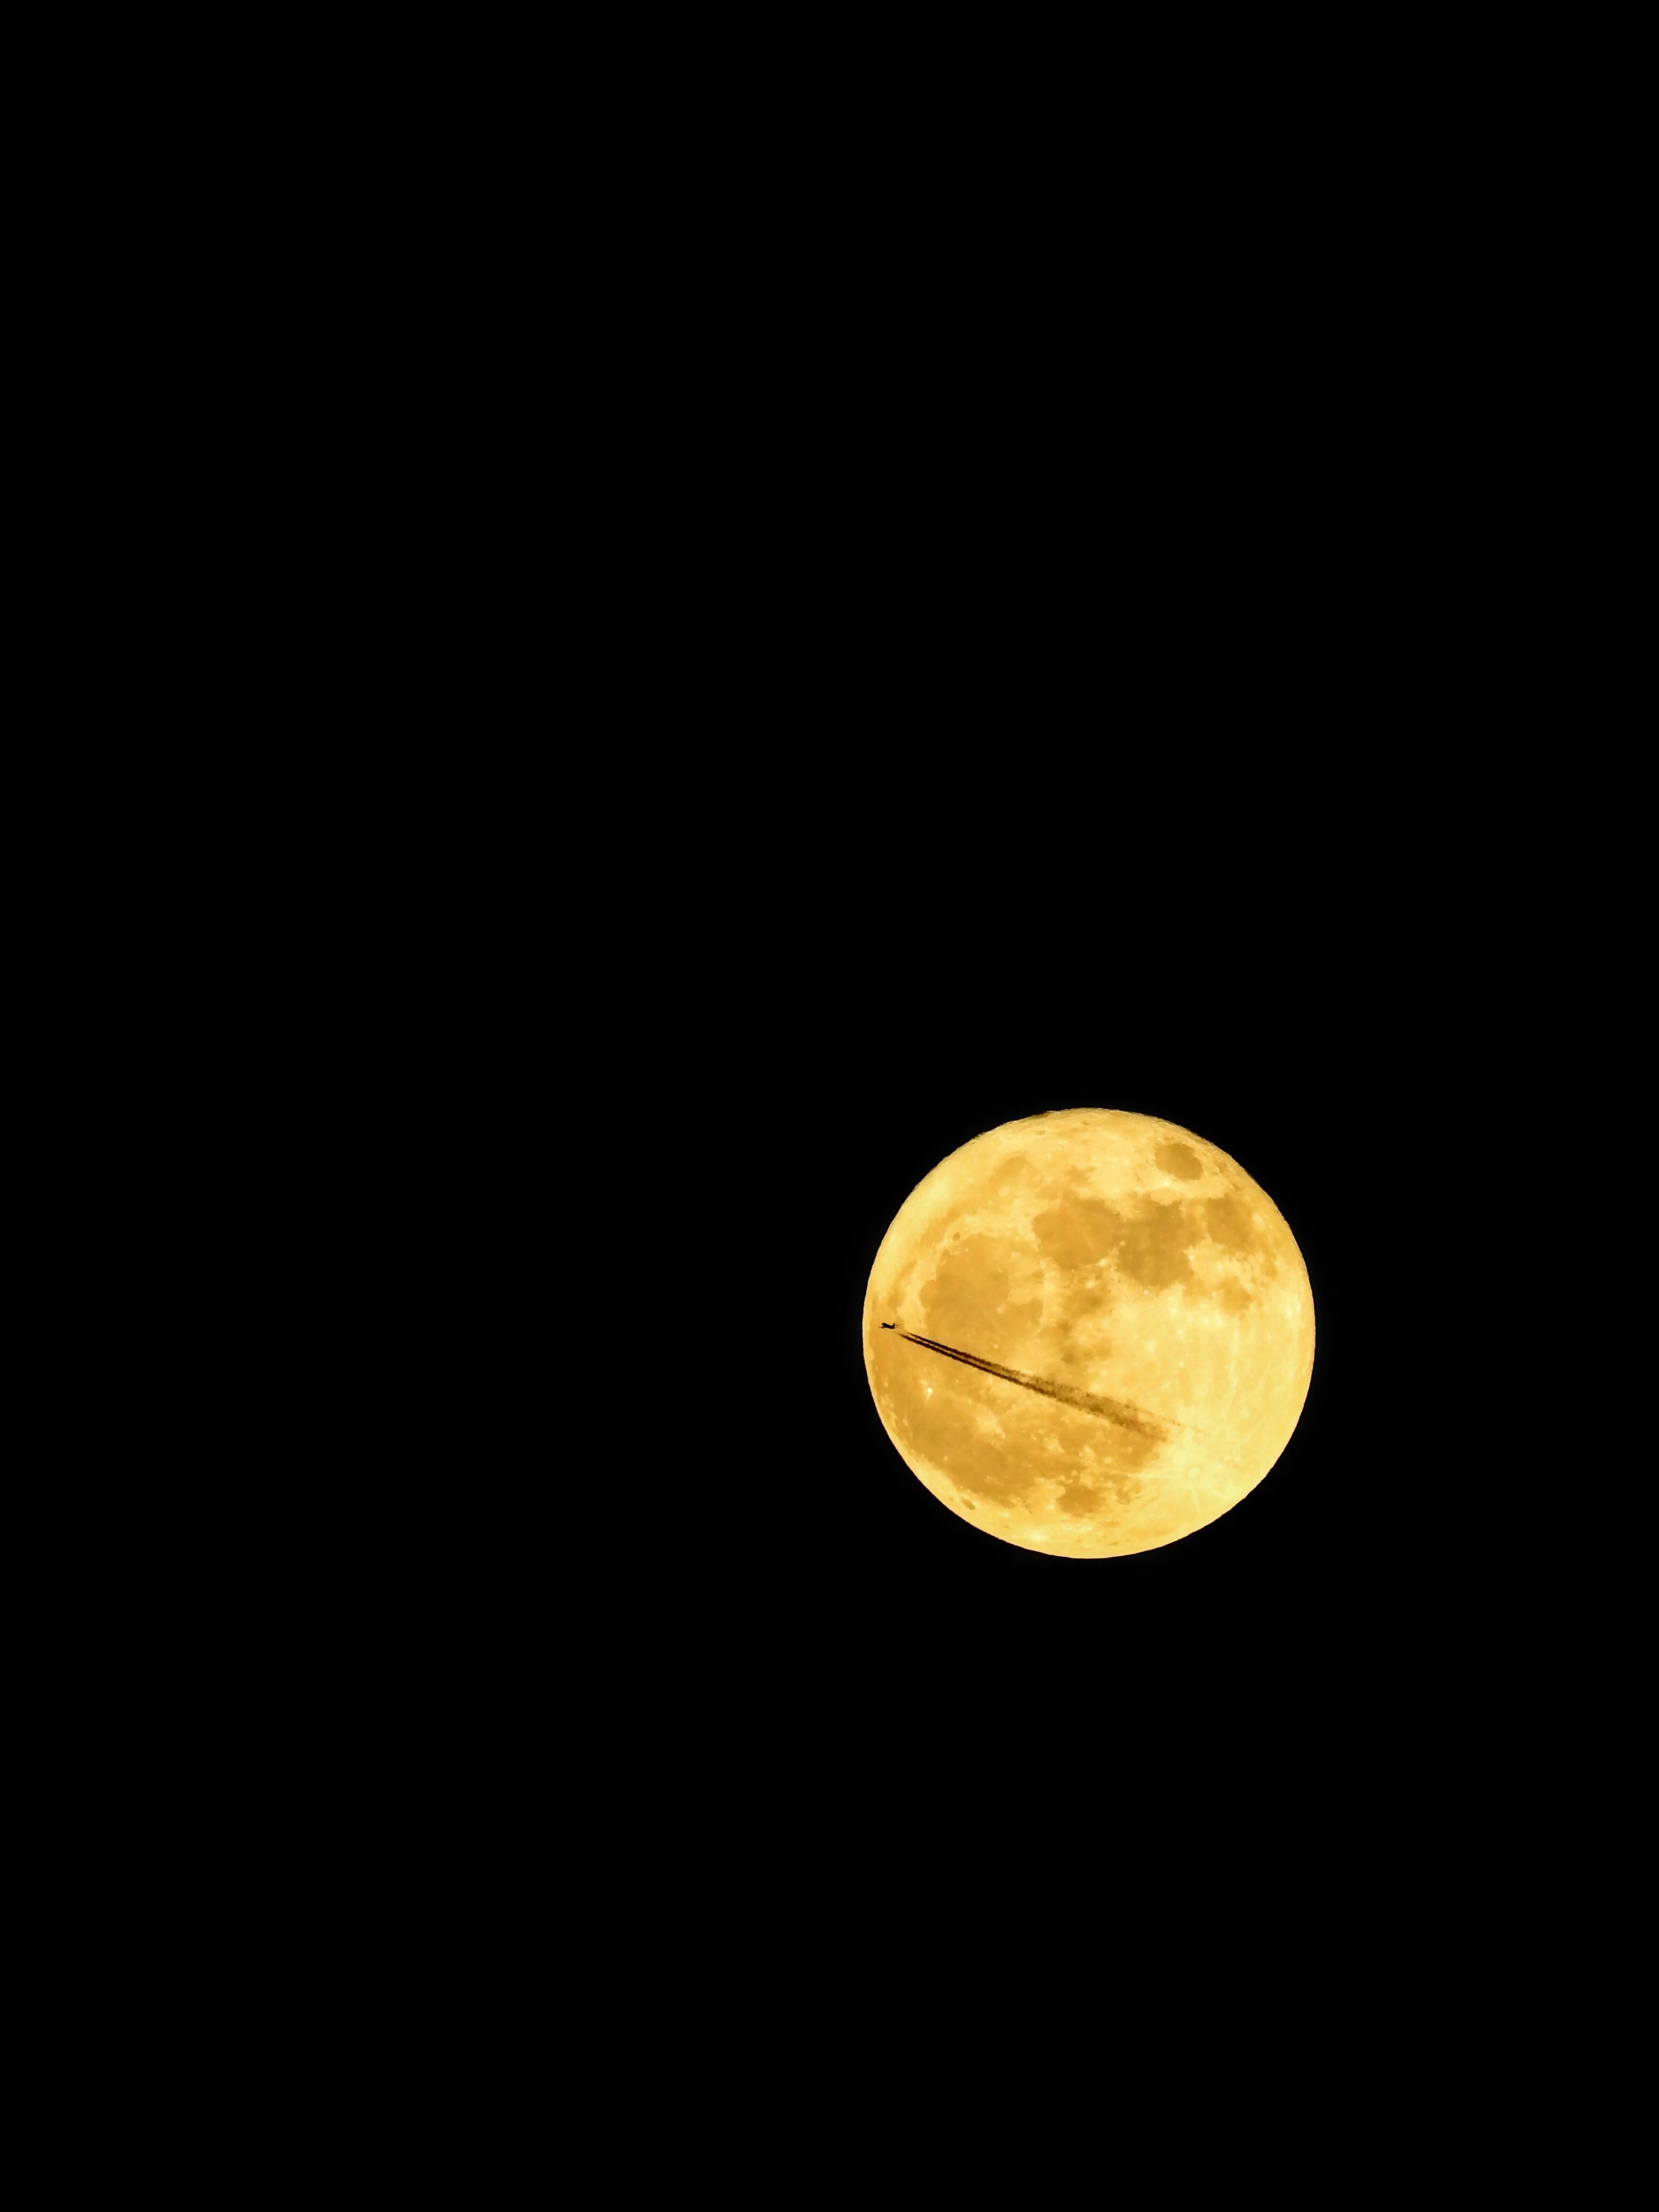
[[579, 417, 1604, 1940], [668, 766, 1503, 1848]]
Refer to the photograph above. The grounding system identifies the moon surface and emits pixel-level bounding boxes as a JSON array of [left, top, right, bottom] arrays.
[[863, 1110, 1314, 1558]]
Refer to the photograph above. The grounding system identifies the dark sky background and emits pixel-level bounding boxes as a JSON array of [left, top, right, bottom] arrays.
[[672, 796, 1507, 1880], [234, 61, 1633, 2104], [584, 309, 1616, 1948]]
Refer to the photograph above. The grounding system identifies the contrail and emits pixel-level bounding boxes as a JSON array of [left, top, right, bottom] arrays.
[[880, 1322, 1172, 1439]]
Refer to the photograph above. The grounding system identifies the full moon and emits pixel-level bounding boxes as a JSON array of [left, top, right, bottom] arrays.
[[863, 1109, 1314, 1558]]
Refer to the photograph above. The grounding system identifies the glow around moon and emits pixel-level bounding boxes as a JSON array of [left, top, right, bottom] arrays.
[[863, 1110, 1314, 1558]]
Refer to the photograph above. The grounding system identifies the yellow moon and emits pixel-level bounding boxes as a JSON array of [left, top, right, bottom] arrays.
[[863, 1109, 1314, 1558]]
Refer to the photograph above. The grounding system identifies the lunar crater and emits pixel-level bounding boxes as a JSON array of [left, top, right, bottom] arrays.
[[1155, 1141, 1204, 1180]]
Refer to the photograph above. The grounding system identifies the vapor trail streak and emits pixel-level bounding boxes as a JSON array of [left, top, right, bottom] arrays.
[[881, 1323, 1170, 1438]]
